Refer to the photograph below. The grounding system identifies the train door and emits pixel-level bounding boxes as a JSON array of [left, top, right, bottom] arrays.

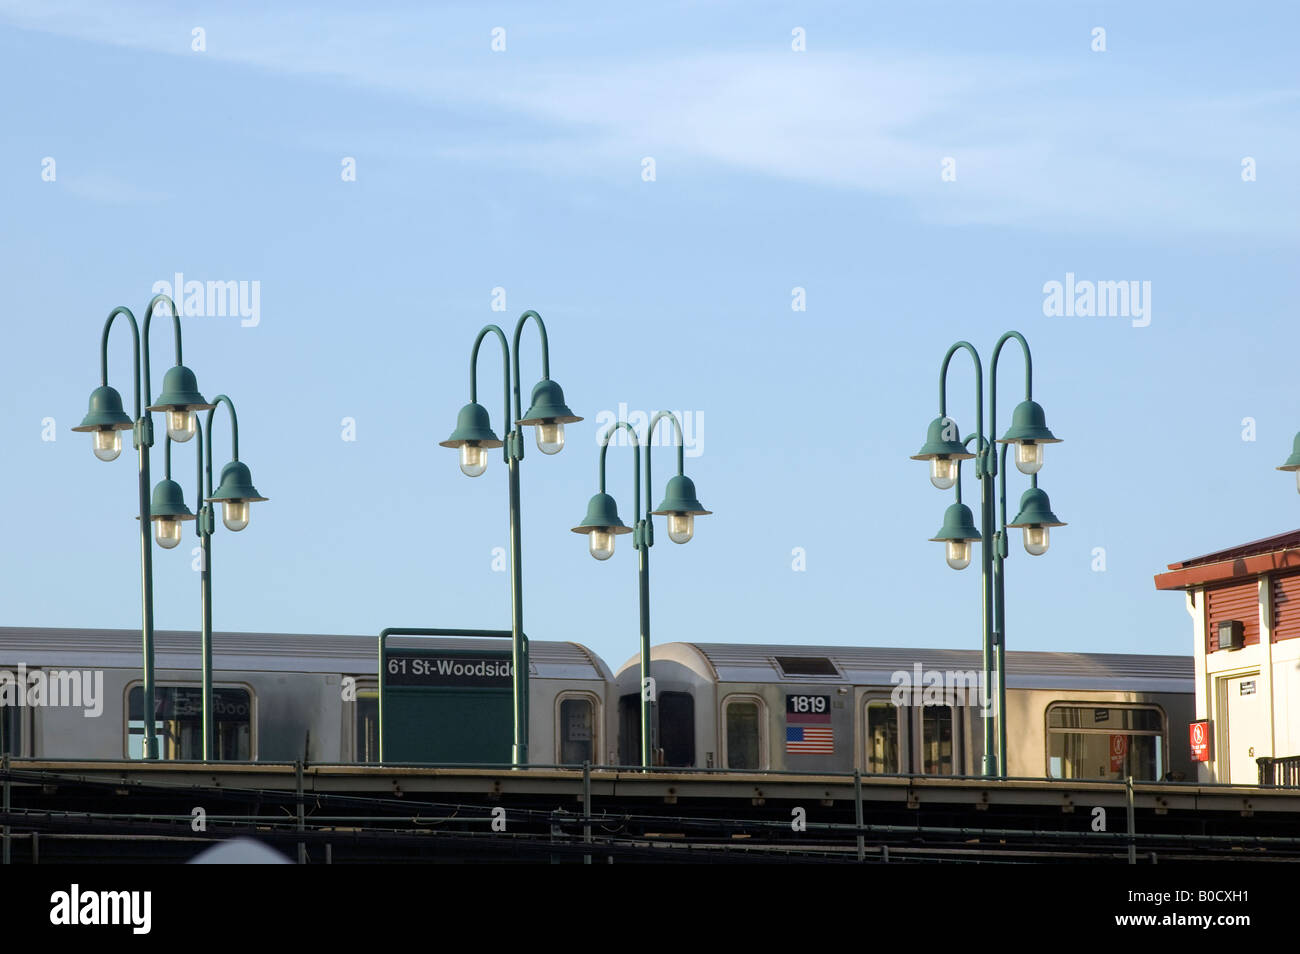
[[0, 690, 21, 756], [863, 697, 906, 773], [722, 694, 766, 769], [347, 679, 379, 763], [618, 693, 644, 765], [862, 697, 958, 775], [0, 667, 21, 756], [618, 691, 695, 766], [659, 692, 694, 766], [915, 705, 957, 775], [1221, 671, 1265, 784]]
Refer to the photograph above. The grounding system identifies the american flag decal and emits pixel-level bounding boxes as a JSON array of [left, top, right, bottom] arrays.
[[786, 695, 834, 754]]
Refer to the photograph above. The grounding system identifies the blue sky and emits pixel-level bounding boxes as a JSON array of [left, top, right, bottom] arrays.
[[1, 1, 1297, 670]]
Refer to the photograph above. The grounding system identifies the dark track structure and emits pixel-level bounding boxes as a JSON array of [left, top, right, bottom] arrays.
[[4, 758, 1300, 863]]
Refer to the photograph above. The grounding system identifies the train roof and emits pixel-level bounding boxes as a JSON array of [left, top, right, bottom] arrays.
[[618, 642, 1194, 692], [0, 627, 612, 682]]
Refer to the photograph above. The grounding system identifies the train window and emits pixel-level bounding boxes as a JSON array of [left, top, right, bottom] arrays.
[[126, 685, 253, 760], [659, 692, 695, 767], [723, 695, 766, 770], [1046, 705, 1165, 781], [864, 699, 902, 774], [920, 707, 955, 775], [556, 693, 599, 766]]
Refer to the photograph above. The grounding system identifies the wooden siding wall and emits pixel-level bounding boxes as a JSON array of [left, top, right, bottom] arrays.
[[1272, 573, 1300, 641], [1205, 581, 1259, 652]]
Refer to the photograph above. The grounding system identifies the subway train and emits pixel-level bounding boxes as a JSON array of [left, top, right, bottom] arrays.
[[0, 626, 1194, 781]]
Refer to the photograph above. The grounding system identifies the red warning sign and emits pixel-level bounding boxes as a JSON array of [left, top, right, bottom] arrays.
[[1109, 734, 1128, 772], [1189, 721, 1210, 762]]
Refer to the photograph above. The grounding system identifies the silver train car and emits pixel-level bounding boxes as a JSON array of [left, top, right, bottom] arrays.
[[0, 627, 613, 765], [612, 643, 1195, 780], [0, 627, 1193, 781]]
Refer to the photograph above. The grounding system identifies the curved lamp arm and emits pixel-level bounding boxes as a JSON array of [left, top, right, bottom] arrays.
[[98, 306, 142, 419], [469, 324, 511, 462], [645, 410, 686, 521], [940, 341, 984, 476], [598, 421, 641, 528], [989, 330, 1032, 479], [511, 309, 551, 425], [204, 394, 240, 500], [140, 294, 185, 414]]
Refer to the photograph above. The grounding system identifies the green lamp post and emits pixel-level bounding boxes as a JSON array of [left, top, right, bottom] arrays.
[[152, 395, 267, 759], [912, 331, 1064, 777], [440, 310, 581, 766], [572, 413, 710, 768], [72, 295, 213, 759]]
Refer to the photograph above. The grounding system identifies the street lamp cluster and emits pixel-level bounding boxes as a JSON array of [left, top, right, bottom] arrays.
[[571, 414, 710, 767], [73, 296, 266, 760], [439, 310, 581, 765], [912, 331, 1064, 778], [437, 309, 710, 769]]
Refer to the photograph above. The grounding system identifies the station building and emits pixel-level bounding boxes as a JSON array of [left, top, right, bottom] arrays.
[[1155, 529, 1300, 784]]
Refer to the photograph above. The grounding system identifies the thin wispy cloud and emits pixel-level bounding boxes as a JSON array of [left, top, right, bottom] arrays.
[[4, 1, 1296, 233]]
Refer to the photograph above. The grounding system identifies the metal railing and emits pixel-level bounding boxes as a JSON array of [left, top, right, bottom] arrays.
[[1258, 755, 1300, 786]]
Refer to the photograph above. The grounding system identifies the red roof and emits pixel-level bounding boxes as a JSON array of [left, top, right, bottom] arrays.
[[1155, 529, 1300, 591]]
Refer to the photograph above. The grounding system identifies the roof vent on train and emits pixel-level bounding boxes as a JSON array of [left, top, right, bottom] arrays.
[[774, 656, 840, 677]]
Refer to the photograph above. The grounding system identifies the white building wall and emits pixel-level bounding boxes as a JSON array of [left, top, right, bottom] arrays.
[[1195, 572, 1300, 781], [1273, 637, 1300, 760]]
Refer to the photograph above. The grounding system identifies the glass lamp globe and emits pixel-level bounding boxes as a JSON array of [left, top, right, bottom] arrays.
[[1015, 441, 1043, 475], [93, 429, 122, 462], [1023, 526, 1050, 556], [167, 409, 197, 443], [222, 501, 250, 532], [154, 518, 183, 549], [666, 513, 694, 544], [930, 458, 957, 490], [589, 530, 615, 561], [536, 422, 565, 455], [459, 444, 488, 477], [945, 540, 971, 570]]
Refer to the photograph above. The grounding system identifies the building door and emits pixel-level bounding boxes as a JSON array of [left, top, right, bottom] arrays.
[[1222, 672, 1264, 784]]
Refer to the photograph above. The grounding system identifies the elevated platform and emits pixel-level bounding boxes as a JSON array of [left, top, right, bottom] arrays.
[[4, 759, 1300, 863]]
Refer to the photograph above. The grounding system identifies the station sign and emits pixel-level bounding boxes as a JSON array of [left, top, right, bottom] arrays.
[[385, 652, 513, 688], [378, 630, 515, 764]]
